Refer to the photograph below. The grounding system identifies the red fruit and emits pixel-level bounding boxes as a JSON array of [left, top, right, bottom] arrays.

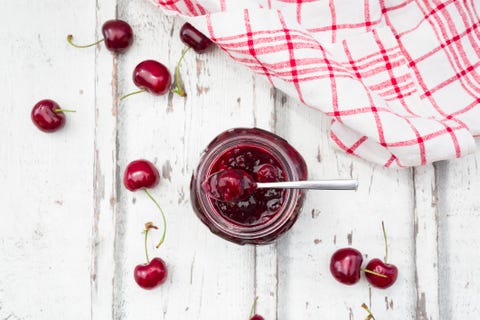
[[133, 60, 171, 95], [250, 315, 265, 320], [202, 169, 257, 202], [364, 221, 398, 289], [134, 257, 168, 290], [330, 247, 363, 285], [180, 22, 213, 53], [67, 19, 133, 53], [123, 159, 160, 191], [31, 99, 66, 132], [102, 19, 133, 53], [365, 258, 398, 288]]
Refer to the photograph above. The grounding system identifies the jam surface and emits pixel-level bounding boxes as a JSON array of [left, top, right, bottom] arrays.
[[208, 145, 286, 226]]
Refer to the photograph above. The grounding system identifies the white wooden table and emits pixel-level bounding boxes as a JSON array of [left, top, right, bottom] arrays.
[[1, 1, 479, 319]]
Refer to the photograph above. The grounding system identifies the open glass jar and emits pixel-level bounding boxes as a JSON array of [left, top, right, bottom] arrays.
[[190, 128, 308, 245]]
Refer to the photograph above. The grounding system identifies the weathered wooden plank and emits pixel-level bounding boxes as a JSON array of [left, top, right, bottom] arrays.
[[91, 1, 118, 319], [437, 144, 480, 319], [274, 92, 416, 319], [0, 1, 97, 319], [413, 165, 440, 320]]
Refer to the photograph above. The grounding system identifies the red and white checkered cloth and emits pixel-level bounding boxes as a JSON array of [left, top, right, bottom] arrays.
[[153, 0, 480, 167]]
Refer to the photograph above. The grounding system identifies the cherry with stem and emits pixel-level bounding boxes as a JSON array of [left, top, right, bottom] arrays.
[[134, 222, 168, 290], [67, 19, 133, 53], [120, 60, 171, 100], [364, 221, 398, 288], [31, 99, 76, 133], [170, 23, 214, 97]]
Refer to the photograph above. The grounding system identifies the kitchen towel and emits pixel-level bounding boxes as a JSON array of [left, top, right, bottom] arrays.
[[152, 0, 480, 167]]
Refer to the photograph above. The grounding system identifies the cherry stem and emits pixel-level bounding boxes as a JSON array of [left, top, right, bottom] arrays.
[[143, 188, 167, 248], [143, 222, 158, 264], [54, 109, 76, 113], [362, 268, 388, 278], [361, 303, 376, 320], [381, 221, 389, 263], [249, 297, 258, 319], [67, 35, 104, 48], [171, 46, 191, 97], [120, 89, 146, 101]]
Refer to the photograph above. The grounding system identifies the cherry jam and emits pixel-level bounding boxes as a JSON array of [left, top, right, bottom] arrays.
[[210, 146, 286, 226], [191, 128, 307, 245]]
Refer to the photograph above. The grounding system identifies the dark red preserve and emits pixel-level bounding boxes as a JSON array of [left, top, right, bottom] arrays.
[[190, 128, 307, 245]]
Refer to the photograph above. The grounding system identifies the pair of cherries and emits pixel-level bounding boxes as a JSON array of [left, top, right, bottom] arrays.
[[330, 222, 398, 289], [124, 159, 168, 290]]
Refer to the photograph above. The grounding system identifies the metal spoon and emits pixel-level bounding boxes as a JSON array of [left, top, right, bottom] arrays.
[[255, 179, 358, 191], [202, 169, 358, 202]]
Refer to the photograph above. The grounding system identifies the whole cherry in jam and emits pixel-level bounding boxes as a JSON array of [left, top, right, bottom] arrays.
[[180, 22, 213, 53], [364, 222, 398, 289], [202, 169, 257, 202], [67, 19, 133, 53], [121, 60, 172, 100], [123, 159, 160, 191], [208, 145, 286, 226], [134, 222, 168, 290], [330, 247, 363, 285], [31, 99, 75, 132]]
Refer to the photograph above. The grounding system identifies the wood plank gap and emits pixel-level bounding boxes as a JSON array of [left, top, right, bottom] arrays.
[[91, 1, 119, 319], [413, 165, 440, 320], [90, 2, 102, 318]]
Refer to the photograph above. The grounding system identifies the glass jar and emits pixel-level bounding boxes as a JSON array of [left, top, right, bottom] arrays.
[[190, 128, 308, 245]]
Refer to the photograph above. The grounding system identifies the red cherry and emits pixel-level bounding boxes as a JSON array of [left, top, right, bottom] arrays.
[[180, 23, 213, 53], [31, 99, 73, 132], [133, 60, 171, 95], [364, 222, 398, 288], [330, 247, 363, 285], [67, 19, 133, 53], [123, 159, 160, 191], [202, 169, 257, 202], [121, 60, 172, 100], [102, 19, 133, 53], [364, 258, 398, 288], [250, 315, 264, 320], [134, 257, 168, 290]]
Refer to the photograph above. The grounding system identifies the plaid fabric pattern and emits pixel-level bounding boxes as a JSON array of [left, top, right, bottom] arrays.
[[154, 0, 480, 167]]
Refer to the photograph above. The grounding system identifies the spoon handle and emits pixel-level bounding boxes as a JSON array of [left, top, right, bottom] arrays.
[[256, 179, 358, 191]]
